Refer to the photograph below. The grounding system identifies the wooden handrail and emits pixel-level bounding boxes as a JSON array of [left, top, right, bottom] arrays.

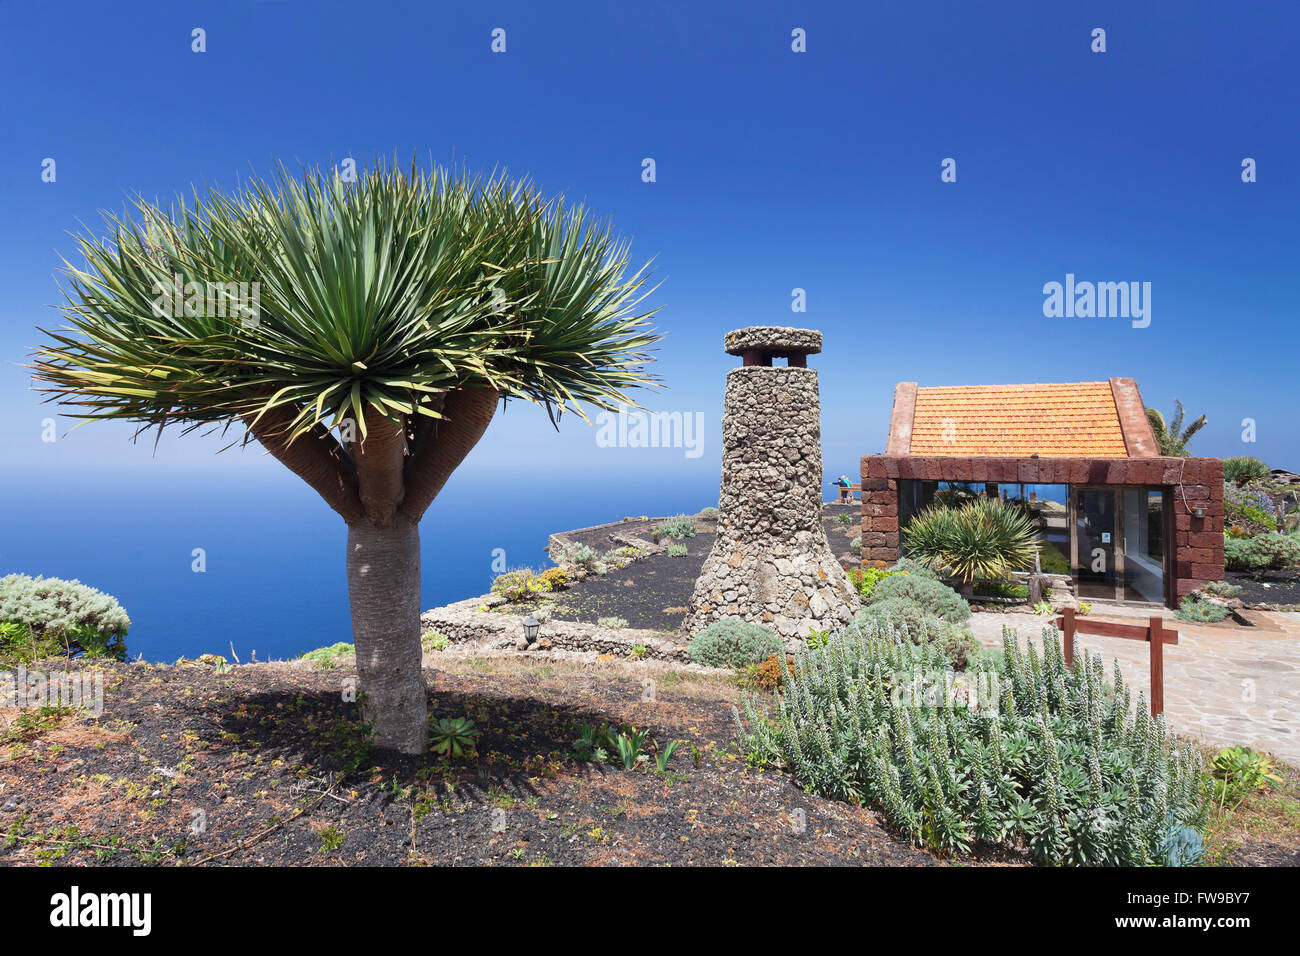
[[1055, 606, 1178, 717]]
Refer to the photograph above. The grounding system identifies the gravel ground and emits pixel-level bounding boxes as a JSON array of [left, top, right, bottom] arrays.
[[0, 655, 939, 867], [1226, 569, 1300, 609]]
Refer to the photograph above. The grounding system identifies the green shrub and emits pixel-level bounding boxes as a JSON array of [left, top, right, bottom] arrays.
[[657, 515, 698, 539], [301, 642, 354, 666], [1223, 536, 1251, 571], [491, 569, 548, 602], [665, 543, 688, 557], [902, 497, 1040, 583], [538, 566, 569, 590], [597, 616, 628, 629], [688, 618, 783, 668], [698, 506, 720, 521], [421, 630, 450, 652], [865, 573, 971, 623], [889, 558, 941, 580], [1222, 456, 1269, 486], [1200, 580, 1242, 598], [430, 717, 480, 759], [601, 545, 642, 570], [1211, 746, 1283, 809], [1224, 532, 1300, 573], [847, 565, 898, 598], [0, 574, 130, 662], [1224, 485, 1278, 536], [851, 600, 980, 668], [1176, 596, 1230, 623], [735, 628, 1210, 865], [849, 535, 862, 550], [1038, 548, 1071, 575], [973, 580, 1028, 601], [552, 543, 598, 572]]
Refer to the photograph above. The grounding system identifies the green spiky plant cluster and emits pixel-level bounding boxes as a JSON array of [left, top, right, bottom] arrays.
[[850, 607, 980, 669], [1221, 455, 1269, 486], [902, 497, 1040, 585], [655, 515, 698, 539], [571, 720, 677, 772], [735, 625, 1210, 865]]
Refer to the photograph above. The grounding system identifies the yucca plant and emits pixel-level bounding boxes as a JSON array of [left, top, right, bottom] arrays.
[[902, 497, 1039, 587], [30, 159, 660, 753], [1221, 455, 1269, 486]]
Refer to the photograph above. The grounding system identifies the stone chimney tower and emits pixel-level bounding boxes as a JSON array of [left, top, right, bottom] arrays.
[[687, 326, 859, 645]]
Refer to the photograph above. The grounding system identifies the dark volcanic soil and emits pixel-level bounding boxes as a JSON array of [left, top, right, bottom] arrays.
[[2, 644, 1286, 868], [549, 530, 714, 633], [824, 500, 862, 562], [0, 656, 939, 867], [544, 505, 861, 633], [1226, 569, 1300, 608]]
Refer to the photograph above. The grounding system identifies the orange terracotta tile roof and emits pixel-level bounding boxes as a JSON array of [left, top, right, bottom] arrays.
[[908, 382, 1131, 457]]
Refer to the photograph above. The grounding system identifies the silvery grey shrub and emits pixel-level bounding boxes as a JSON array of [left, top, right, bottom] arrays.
[[736, 624, 1209, 865]]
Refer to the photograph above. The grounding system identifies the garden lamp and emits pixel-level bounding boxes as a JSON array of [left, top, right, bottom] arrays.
[[522, 615, 540, 643]]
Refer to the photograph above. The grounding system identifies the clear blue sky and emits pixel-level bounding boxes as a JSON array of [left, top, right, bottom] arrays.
[[3, 0, 1298, 486]]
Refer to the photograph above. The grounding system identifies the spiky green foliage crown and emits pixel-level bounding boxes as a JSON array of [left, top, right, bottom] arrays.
[[902, 496, 1040, 584], [32, 160, 661, 444], [1146, 400, 1206, 457]]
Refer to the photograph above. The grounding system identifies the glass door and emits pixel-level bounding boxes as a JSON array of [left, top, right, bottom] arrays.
[[1074, 488, 1118, 600], [1121, 488, 1167, 604]]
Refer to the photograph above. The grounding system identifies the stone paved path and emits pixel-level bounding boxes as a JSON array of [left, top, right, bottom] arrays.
[[970, 607, 1300, 764]]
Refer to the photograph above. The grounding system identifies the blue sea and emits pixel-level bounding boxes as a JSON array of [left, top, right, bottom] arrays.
[[0, 466, 717, 663]]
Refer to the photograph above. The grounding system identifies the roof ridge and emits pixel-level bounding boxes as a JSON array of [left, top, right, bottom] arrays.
[[916, 381, 1111, 391]]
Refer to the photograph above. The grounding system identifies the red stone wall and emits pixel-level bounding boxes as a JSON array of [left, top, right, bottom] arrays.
[[858, 455, 1224, 607]]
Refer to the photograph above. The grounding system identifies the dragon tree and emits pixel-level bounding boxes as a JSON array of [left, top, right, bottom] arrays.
[[32, 161, 660, 752]]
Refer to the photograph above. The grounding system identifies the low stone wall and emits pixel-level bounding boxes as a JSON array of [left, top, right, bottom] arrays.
[[546, 518, 671, 565], [421, 594, 690, 662]]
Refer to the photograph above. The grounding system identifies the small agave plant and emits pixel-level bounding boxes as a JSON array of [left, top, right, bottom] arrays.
[[430, 717, 481, 759]]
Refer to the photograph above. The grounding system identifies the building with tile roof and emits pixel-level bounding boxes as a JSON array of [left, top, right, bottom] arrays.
[[860, 378, 1223, 608]]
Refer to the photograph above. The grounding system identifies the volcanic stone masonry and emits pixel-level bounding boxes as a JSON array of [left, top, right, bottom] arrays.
[[687, 326, 860, 644]]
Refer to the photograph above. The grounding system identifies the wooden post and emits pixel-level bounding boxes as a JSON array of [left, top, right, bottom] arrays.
[[1062, 606, 1075, 667], [1149, 616, 1164, 718]]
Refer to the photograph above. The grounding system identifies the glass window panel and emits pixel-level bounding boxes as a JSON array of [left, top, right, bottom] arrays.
[[1024, 484, 1071, 575], [1123, 488, 1165, 603]]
